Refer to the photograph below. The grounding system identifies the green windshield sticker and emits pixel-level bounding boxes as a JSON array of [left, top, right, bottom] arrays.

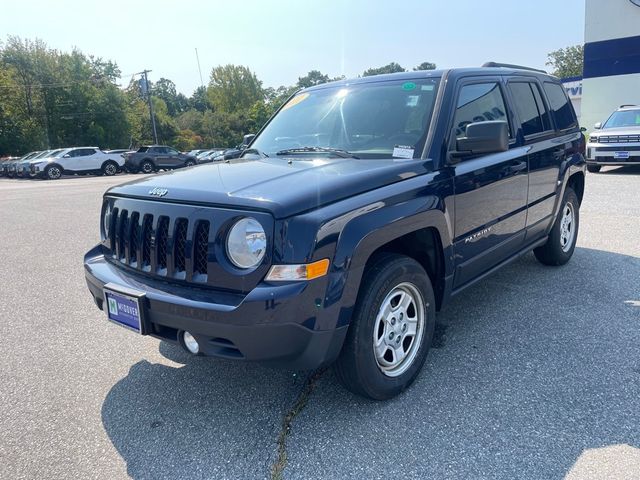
[[402, 82, 416, 91]]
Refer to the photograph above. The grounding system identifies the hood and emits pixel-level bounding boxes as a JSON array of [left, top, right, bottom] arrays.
[[596, 126, 640, 137], [106, 156, 432, 218]]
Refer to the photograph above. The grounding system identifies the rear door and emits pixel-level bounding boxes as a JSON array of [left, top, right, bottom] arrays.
[[154, 147, 170, 167], [450, 77, 530, 288], [165, 147, 182, 167], [505, 78, 575, 241]]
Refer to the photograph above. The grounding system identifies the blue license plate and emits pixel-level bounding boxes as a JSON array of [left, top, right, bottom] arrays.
[[614, 151, 630, 159], [103, 284, 145, 333]]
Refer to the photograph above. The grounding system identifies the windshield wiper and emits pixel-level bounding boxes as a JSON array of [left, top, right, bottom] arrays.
[[276, 146, 359, 159]]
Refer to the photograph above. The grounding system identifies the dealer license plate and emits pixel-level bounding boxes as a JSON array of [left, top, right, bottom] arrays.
[[103, 283, 145, 334]]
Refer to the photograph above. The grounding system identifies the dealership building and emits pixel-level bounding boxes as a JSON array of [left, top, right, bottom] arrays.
[[579, 0, 640, 129]]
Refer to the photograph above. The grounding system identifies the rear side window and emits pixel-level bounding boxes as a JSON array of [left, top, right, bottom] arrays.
[[453, 82, 510, 139], [509, 82, 552, 137], [543, 82, 578, 131]]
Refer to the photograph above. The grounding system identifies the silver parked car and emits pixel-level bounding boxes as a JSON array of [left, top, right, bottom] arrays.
[[587, 105, 640, 173]]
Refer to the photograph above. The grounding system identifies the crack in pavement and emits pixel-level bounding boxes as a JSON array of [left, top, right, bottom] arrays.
[[270, 368, 326, 480]]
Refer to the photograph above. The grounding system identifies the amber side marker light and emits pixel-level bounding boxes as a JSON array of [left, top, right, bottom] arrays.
[[265, 259, 330, 282]]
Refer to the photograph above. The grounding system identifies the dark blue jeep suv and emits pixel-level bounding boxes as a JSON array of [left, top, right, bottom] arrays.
[[84, 65, 586, 399]]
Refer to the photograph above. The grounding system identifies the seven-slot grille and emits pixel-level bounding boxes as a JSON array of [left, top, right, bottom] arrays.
[[107, 207, 210, 281], [597, 134, 640, 143]]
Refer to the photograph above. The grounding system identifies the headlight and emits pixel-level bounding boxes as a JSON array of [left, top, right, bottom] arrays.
[[226, 217, 266, 269]]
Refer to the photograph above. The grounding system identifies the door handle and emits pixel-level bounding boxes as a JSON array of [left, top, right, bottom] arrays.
[[506, 161, 527, 174]]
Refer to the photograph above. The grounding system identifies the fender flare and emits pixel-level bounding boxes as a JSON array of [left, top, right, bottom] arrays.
[[322, 197, 454, 328]]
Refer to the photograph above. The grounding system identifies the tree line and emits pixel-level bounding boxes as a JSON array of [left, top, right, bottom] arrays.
[[0, 36, 438, 156]]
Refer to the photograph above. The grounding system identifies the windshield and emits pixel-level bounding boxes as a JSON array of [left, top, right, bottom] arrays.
[[603, 109, 640, 129], [251, 78, 441, 159]]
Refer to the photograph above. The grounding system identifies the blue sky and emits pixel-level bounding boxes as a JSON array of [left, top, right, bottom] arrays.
[[1, 0, 585, 94]]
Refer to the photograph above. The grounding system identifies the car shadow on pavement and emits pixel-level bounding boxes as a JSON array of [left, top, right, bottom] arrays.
[[101, 345, 305, 479], [599, 165, 640, 175], [282, 248, 640, 479], [101, 247, 639, 479]]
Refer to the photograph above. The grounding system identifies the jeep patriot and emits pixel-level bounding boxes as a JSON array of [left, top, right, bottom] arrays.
[[84, 64, 586, 399]]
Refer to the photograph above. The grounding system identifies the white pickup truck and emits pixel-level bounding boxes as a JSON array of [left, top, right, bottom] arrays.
[[30, 147, 126, 180]]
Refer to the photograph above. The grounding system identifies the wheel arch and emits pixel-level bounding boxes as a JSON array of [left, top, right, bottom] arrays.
[[325, 203, 454, 330]]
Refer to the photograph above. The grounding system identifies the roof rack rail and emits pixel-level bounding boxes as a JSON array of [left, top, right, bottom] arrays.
[[620, 104, 638, 108], [482, 62, 547, 74]]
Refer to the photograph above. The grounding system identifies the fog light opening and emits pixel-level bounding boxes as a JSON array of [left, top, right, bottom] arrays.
[[182, 331, 200, 354]]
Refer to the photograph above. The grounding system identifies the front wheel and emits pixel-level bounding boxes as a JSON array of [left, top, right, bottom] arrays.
[[534, 187, 580, 266], [102, 161, 118, 176], [184, 159, 195, 167], [587, 165, 601, 173], [140, 160, 155, 174], [334, 253, 436, 400], [44, 165, 62, 180]]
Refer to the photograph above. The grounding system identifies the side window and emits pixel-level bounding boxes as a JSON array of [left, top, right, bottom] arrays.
[[167, 148, 179, 155], [453, 82, 510, 139], [543, 82, 578, 130], [509, 82, 552, 137], [67, 150, 79, 157]]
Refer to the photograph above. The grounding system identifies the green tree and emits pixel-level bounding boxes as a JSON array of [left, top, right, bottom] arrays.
[[413, 61, 437, 71], [153, 78, 187, 117], [296, 70, 330, 88], [362, 62, 405, 77], [188, 86, 210, 113], [207, 64, 263, 113], [546, 45, 584, 78]]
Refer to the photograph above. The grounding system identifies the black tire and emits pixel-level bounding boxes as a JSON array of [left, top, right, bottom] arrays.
[[140, 160, 155, 174], [44, 164, 63, 180], [587, 165, 601, 173], [102, 161, 118, 176], [534, 187, 580, 266], [333, 253, 436, 400], [184, 159, 195, 167]]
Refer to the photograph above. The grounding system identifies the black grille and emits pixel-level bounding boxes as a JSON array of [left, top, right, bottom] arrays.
[[129, 212, 140, 264], [194, 221, 210, 275], [156, 217, 169, 270], [118, 210, 128, 260], [598, 134, 640, 143], [107, 209, 214, 283], [142, 215, 153, 268], [174, 219, 188, 273], [109, 208, 119, 252]]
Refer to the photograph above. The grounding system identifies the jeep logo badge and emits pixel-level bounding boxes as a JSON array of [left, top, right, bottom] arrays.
[[148, 187, 168, 197]]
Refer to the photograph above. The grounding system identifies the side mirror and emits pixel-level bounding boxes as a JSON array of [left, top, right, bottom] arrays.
[[242, 134, 256, 147], [453, 121, 509, 159], [594, 122, 602, 130], [63, 154, 70, 158]]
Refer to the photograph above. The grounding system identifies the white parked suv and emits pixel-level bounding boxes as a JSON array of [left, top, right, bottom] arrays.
[[30, 147, 126, 180], [586, 105, 640, 173]]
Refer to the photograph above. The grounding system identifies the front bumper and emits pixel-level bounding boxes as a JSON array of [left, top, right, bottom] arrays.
[[586, 143, 640, 165], [84, 245, 347, 369]]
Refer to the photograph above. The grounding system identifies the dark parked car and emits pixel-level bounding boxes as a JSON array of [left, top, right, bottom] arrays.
[[84, 64, 585, 399], [124, 145, 197, 173]]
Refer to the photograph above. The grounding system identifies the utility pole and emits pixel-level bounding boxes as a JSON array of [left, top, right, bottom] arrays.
[[137, 69, 158, 144]]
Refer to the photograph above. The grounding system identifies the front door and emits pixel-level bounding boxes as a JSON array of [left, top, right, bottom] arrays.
[[450, 79, 529, 288]]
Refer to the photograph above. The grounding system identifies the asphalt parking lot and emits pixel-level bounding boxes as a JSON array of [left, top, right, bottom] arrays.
[[1, 168, 639, 479]]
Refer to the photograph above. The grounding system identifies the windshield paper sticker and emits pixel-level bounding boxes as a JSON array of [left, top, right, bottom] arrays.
[[281, 93, 309, 111], [393, 145, 414, 159]]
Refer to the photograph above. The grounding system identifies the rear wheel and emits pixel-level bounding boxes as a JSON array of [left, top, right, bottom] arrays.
[[334, 253, 435, 400], [140, 160, 155, 174], [534, 187, 579, 266], [44, 164, 62, 180], [102, 161, 118, 176], [587, 165, 601, 173]]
